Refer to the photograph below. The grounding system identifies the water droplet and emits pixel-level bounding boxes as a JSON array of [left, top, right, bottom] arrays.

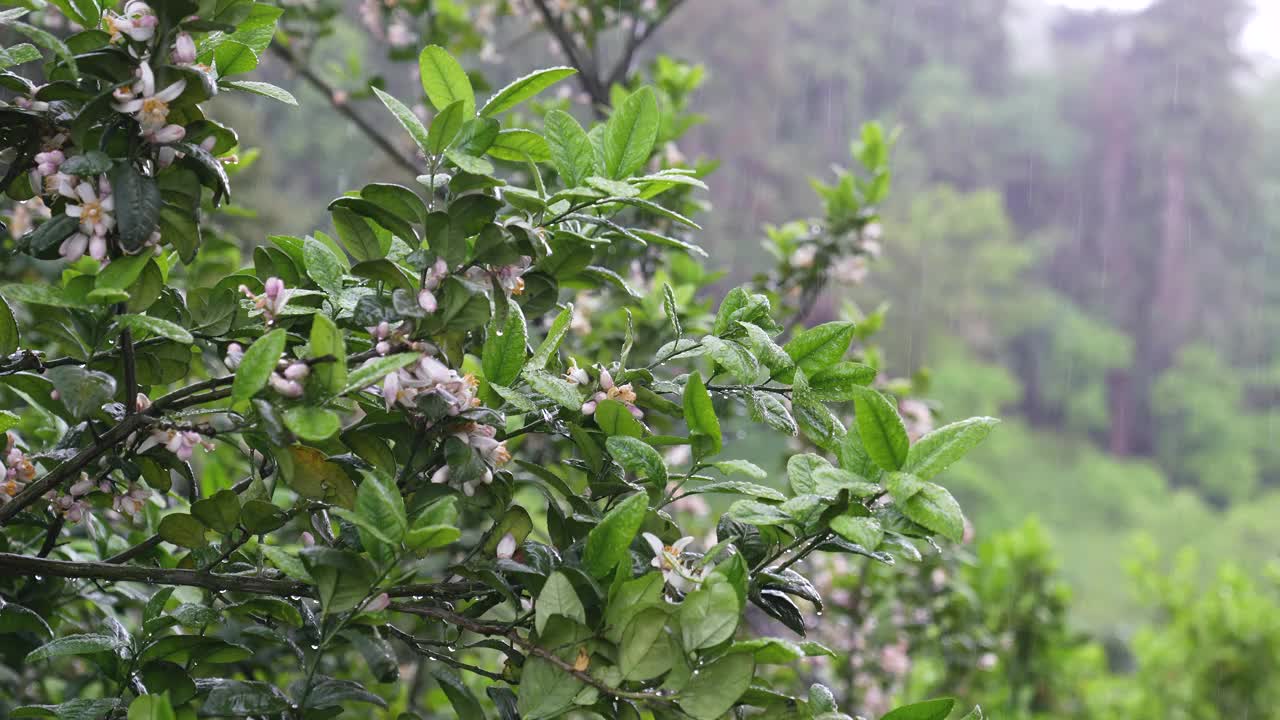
[[310, 644, 320, 650]]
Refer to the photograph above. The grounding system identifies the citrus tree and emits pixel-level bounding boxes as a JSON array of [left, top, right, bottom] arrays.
[[0, 2, 997, 718]]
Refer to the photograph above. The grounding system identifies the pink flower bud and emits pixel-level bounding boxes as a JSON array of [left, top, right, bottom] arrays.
[[264, 277, 284, 300], [365, 593, 390, 612], [301, 531, 316, 546]]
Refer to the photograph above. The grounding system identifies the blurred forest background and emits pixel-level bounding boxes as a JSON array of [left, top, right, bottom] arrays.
[[9, 0, 1280, 715]]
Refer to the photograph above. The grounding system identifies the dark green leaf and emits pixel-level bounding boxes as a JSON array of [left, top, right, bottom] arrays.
[[582, 492, 648, 578]]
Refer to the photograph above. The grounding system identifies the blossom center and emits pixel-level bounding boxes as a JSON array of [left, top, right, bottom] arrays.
[[140, 97, 170, 127]]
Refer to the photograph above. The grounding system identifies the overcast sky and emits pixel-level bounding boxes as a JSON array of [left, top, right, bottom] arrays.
[[1052, 0, 1277, 56]]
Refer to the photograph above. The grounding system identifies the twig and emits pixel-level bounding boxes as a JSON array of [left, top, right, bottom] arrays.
[[268, 40, 420, 178], [529, 0, 608, 112], [384, 624, 506, 681], [118, 304, 138, 416], [388, 602, 668, 704], [0, 413, 153, 524], [0, 551, 313, 596]]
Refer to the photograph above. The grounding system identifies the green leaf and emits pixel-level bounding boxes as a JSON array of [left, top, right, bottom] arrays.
[[109, 161, 162, 253], [213, 39, 258, 76], [486, 129, 552, 163], [702, 336, 760, 384], [196, 679, 291, 715], [737, 322, 792, 376], [852, 387, 909, 471], [619, 607, 673, 680], [356, 472, 407, 545], [58, 151, 112, 176], [582, 492, 648, 578], [481, 66, 576, 116], [283, 406, 341, 442], [240, 500, 287, 534], [830, 514, 883, 549], [11, 699, 121, 720], [342, 353, 419, 395], [372, 86, 432, 156], [904, 417, 999, 480], [117, 314, 193, 344], [159, 204, 200, 263], [0, 283, 81, 308], [309, 313, 347, 394], [517, 657, 582, 720], [606, 435, 666, 483], [527, 304, 573, 370], [782, 321, 855, 383], [807, 361, 877, 400], [0, 43, 40, 71], [786, 454, 832, 495], [711, 459, 767, 481], [0, 601, 51, 639], [429, 666, 484, 719], [427, 99, 467, 154], [683, 372, 721, 455], [482, 298, 527, 386], [231, 329, 286, 403], [544, 110, 595, 188], [191, 490, 241, 534], [679, 578, 741, 649], [880, 698, 957, 720], [603, 87, 659, 180], [524, 369, 580, 410], [331, 207, 384, 261], [445, 149, 494, 176], [677, 650, 755, 720], [224, 80, 297, 105], [25, 634, 122, 663], [158, 514, 208, 549], [594, 398, 645, 438], [419, 45, 475, 116], [299, 547, 376, 614], [284, 445, 355, 507], [535, 571, 586, 634], [44, 366, 114, 419], [898, 481, 965, 543], [690, 480, 786, 502], [128, 694, 176, 720], [726, 499, 789, 526], [10, 21, 75, 77], [302, 676, 387, 709]]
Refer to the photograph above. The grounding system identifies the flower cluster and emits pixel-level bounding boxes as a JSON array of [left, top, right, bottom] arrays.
[[642, 532, 708, 593], [113, 62, 188, 145], [60, 177, 115, 263], [239, 277, 290, 325], [377, 354, 479, 416], [579, 368, 643, 419], [104, 1, 158, 44], [142, 427, 209, 462], [430, 422, 511, 496], [465, 257, 532, 297], [417, 258, 449, 313], [2, 433, 36, 503]]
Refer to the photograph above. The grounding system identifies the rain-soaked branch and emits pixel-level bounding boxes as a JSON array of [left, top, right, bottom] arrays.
[[269, 40, 420, 178]]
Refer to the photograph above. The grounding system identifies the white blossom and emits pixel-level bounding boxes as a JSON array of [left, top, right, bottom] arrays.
[[642, 532, 707, 593]]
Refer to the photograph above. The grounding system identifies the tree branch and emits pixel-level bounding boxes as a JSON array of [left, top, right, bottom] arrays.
[[606, 0, 687, 88], [0, 552, 313, 596], [269, 40, 421, 179], [529, 0, 609, 113], [389, 602, 670, 704]]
